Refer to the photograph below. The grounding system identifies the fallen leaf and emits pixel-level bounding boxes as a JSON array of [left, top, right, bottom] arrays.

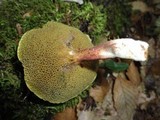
[[100, 62, 142, 120], [22, 11, 32, 18], [78, 62, 144, 120], [126, 62, 141, 86], [137, 91, 156, 110], [130, 1, 153, 13], [53, 107, 77, 120], [108, 75, 139, 120], [89, 76, 109, 102], [16, 23, 23, 36], [89, 73, 141, 120], [77, 110, 95, 120], [90, 85, 108, 103]]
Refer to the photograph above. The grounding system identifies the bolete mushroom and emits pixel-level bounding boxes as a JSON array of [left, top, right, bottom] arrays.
[[17, 21, 149, 103], [17, 22, 98, 103]]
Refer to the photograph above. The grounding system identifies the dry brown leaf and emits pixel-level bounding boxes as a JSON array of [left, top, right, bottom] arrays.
[[130, 1, 153, 13], [137, 91, 156, 110], [86, 73, 141, 120], [77, 109, 95, 120], [126, 62, 141, 86], [113, 75, 139, 120], [53, 107, 77, 120], [22, 11, 32, 18], [99, 63, 142, 120], [16, 23, 23, 36], [89, 77, 109, 103], [78, 62, 143, 120]]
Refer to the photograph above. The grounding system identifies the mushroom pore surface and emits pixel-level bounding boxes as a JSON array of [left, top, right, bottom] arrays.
[[17, 21, 97, 103]]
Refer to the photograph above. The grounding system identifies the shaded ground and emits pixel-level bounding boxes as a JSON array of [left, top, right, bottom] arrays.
[[0, 0, 160, 120]]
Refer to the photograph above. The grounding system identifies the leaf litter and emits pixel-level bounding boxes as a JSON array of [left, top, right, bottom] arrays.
[[77, 62, 147, 120]]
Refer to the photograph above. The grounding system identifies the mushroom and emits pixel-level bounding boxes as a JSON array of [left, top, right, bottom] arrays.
[[17, 22, 98, 103], [17, 21, 149, 103]]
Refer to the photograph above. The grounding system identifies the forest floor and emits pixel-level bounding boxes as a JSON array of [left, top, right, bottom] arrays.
[[0, 0, 160, 120]]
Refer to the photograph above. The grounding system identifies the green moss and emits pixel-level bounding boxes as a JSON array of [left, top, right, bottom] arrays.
[[0, 0, 131, 119]]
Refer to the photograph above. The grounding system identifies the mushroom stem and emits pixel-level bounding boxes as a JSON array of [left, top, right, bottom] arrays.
[[75, 38, 149, 62]]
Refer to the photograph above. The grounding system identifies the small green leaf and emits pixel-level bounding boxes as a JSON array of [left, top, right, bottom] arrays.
[[99, 59, 129, 72]]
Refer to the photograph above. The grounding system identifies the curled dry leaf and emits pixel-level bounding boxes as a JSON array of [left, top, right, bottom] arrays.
[[126, 62, 141, 86], [89, 71, 109, 102], [22, 11, 32, 18], [89, 85, 108, 103]]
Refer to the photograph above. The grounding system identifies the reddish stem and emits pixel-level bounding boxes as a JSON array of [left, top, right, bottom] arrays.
[[75, 41, 116, 62]]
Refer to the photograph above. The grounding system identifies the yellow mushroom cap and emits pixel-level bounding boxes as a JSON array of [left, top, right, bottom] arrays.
[[17, 21, 97, 103]]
